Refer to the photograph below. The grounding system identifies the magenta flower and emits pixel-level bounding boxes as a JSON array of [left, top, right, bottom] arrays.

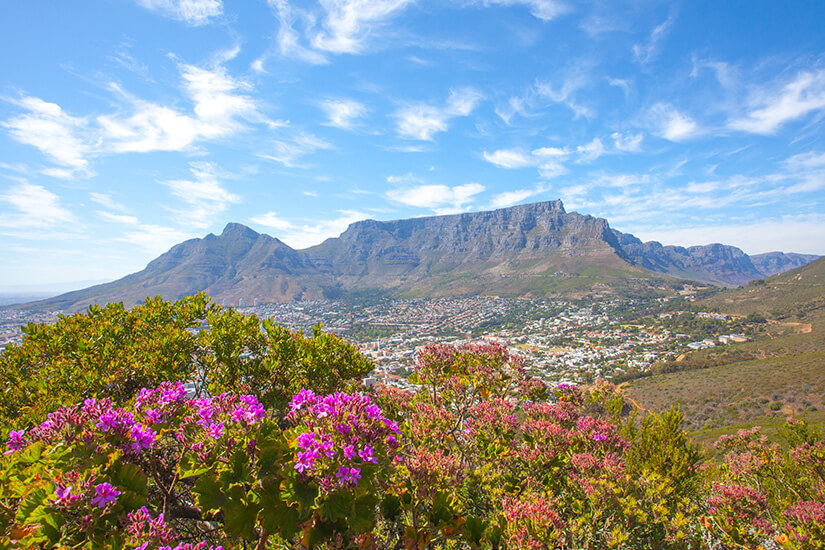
[[295, 449, 318, 473], [96, 410, 121, 431], [145, 408, 164, 424], [91, 482, 121, 508], [130, 424, 157, 452], [359, 444, 377, 463], [206, 422, 224, 439], [343, 444, 356, 459], [297, 432, 316, 449], [4, 430, 25, 454], [335, 466, 362, 485], [593, 433, 607, 442]]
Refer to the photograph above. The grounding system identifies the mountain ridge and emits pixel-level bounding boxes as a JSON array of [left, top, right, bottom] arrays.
[[15, 200, 820, 311]]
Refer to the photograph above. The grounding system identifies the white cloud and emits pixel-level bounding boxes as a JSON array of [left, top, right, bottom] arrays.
[[483, 145, 572, 179], [489, 188, 539, 209], [250, 211, 295, 231], [99, 64, 272, 154], [311, 0, 415, 54], [499, 70, 593, 123], [5, 60, 279, 177], [259, 132, 333, 167], [98, 211, 140, 225], [121, 224, 194, 255], [159, 162, 240, 228], [632, 16, 674, 65], [472, 0, 568, 21], [576, 137, 605, 163], [4, 97, 93, 177], [0, 182, 75, 229], [394, 88, 483, 141], [136, 0, 222, 25], [386, 182, 485, 213], [269, 0, 330, 64], [611, 131, 643, 152], [320, 98, 367, 129], [90, 192, 128, 212], [730, 70, 825, 134], [482, 149, 534, 169], [648, 103, 701, 141], [251, 209, 370, 249]]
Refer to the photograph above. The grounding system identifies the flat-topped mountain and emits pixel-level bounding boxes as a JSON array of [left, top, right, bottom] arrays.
[[17, 200, 820, 311]]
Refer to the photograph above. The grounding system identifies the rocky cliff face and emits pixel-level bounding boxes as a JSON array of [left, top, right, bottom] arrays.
[[750, 252, 821, 277], [17, 201, 821, 311], [613, 231, 766, 287]]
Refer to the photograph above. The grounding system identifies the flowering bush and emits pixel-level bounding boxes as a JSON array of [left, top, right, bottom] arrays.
[[1, 330, 823, 549], [706, 419, 825, 549]]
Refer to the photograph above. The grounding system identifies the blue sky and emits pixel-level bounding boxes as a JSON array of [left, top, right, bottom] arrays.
[[2, 0, 825, 290]]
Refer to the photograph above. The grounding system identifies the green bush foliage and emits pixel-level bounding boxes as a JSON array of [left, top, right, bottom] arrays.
[[0, 295, 822, 548]]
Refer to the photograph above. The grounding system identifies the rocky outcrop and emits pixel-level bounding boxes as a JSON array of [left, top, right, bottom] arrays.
[[17, 200, 821, 311]]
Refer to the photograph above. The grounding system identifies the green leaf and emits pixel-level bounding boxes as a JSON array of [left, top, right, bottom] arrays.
[[381, 494, 402, 521], [193, 475, 227, 513], [14, 486, 48, 525], [351, 493, 379, 533], [259, 485, 301, 540], [282, 478, 318, 512], [16, 441, 44, 465], [218, 449, 252, 488], [224, 499, 260, 540], [178, 453, 213, 479], [111, 462, 147, 495], [319, 490, 351, 522]]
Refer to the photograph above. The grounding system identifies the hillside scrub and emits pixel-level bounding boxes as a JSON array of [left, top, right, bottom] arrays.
[[0, 297, 823, 548]]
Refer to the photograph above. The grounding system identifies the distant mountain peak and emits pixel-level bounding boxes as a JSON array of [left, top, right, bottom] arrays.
[[221, 223, 260, 239], [15, 199, 820, 312]]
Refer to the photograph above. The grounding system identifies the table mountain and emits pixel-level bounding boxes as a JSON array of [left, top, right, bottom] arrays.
[[17, 201, 820, 311]]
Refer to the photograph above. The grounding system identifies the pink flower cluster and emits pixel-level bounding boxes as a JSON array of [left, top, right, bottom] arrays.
[[288, 390, 400, 491], [126, 506, 176, 547], [4, 394, 161, 457]]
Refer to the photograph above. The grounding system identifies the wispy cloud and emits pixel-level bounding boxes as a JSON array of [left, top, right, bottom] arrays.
[[159, 162, 240, 228], [136, 0, 223, 25], [269, 0, 329, 65], [100, 62, 273, 153], [90, 192, 128, 212], [251, 209, 370, 248], [310, 0, 415, 54], [498, 69, 594, 123], [729, 69, 825, 134], [482, 149, 535, 169], [611, 131, 643, 152], [3, 97, 94, 178], [385, 182, 485, 214], [632, 16, 674, 65], [470, 0, 568, 21], [259, 132, 333, 167], [4, 59, 282, 177], [120, 224, 194, 255], [0, 182, 76, 230], [488, 183, 550, 209], [647, 103, 701, 141], [394, 87, 483, 141], [575, 137, 605, 163], [320, 98, 367, 129]]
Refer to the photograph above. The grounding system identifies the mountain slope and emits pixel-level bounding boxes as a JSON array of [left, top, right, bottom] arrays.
[[15, 200, 821, 312], [750, 252, 821, 277]]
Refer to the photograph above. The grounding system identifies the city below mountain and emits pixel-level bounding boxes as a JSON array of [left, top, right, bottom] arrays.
[[17, 200, 820, 312]]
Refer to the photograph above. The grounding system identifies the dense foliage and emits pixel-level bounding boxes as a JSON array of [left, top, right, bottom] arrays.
[[0, 296, 823, 548]]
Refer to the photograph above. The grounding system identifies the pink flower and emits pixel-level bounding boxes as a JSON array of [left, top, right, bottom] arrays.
[[91, 482, 121, 508], [335, 466, 361, 485], [4, 430, 25, 454]]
